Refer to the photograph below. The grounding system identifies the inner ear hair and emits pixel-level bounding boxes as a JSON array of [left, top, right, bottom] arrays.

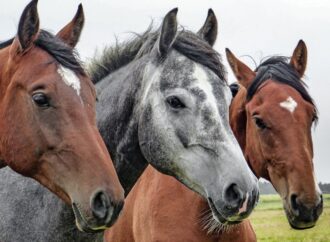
[[290, 40, 307, 78], [17, 0, 40, 51], [158, 8, 178, 57]]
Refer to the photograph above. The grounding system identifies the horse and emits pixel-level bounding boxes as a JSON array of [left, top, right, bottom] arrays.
[[93, 6, 259, 222], [0, 8, 259, 242], [226, 41, 322, 229], [104, 10, 257, 242], [0, 0, 124, 234], [105, 27, 323, 242]]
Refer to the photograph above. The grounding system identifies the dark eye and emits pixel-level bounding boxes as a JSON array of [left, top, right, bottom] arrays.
[[253, 116, 268, 130], [166, 96, 186, 109], [32, 93, 50, 107]]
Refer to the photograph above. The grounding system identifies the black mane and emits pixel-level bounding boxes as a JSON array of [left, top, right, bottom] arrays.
[[0, 38, 14, 49], [0, 30, 85, 75], [88, 26, 226, 84], [247, 56, 318, 121]]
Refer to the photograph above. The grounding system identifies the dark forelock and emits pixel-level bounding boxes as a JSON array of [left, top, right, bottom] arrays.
[[247, 56, 318, 122], [0, 30, 85, 76]]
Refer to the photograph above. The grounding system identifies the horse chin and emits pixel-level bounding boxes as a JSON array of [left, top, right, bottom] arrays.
[[207, 198, 243, 226], [284, 207, 317, 230], [72, 203, 108, 233]]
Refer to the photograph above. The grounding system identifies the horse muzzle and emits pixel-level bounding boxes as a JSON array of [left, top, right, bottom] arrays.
[[207, 184, 259, 225], [72, 191, 124, 233], [285, 193, 323, 229]]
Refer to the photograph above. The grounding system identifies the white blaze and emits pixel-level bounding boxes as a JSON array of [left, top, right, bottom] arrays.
[[57, 66, 81, 96], [193, 64, 220, 118], [141, 64, 161, 104], [280, 96, 297, 113]]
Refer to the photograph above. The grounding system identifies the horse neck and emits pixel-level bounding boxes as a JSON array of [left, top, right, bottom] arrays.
[[96, 59, 149, 196]]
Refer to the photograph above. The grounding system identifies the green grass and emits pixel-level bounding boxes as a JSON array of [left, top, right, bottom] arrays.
[[250, 194, 330, 242]]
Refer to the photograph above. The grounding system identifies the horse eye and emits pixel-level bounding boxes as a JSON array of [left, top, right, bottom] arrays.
[[166, 96, 186, 109], [32, 93, 50, 107], [253, 116, 268, 130]]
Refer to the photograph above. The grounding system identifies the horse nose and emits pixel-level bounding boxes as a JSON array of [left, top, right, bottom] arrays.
[[290, 193, 323, 223], [224, 183, 245, 211], [91, 190, 111, 221]]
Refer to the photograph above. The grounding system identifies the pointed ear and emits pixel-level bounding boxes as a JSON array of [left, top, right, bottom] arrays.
[[290, 40, 307, 78], [17, 0, 40, 51], [197, 9, 218, 46], [158, 8, 178, 57], [56, 4, 85, 48], [225, 48, 255, 89]]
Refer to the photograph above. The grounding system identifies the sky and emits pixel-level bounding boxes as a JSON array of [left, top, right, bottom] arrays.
[[0, 0, 329, 182]]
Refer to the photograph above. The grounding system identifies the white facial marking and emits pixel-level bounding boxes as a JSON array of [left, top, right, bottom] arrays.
[[280, 96, 297, 113], [141, 64, 161, 104], [193, 64, 220, 118], [57, 66, 81, 96]]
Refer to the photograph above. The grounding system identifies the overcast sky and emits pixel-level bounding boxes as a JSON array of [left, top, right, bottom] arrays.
[[1, 0, 329, 182]]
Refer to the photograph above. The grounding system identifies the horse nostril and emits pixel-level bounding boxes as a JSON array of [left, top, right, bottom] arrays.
[[224, 183, 244, 210], [290, 194, 299, 213], [91, 191, 110, 221]]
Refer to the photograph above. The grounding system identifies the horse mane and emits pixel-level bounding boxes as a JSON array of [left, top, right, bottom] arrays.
[[247, 56, 318, 122], [88, 25, 227, 84], [0, 30, 85, 76], [0, 38, 14, 49]]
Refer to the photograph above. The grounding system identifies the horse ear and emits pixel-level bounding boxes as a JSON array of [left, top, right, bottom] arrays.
[[225, 48, 255, 89], [56, 4, 85, 48], [197, 9, 218, 46], [290, 40, 307, 78], [158, 8, 178, 57], [17, 0, 40, 51]]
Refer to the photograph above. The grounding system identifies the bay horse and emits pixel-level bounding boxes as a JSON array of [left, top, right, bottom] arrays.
[[0, 8, 259, 242], [0, 0, 124, 233], [226, 42, 322, 229], [105, 18, 323, 242]]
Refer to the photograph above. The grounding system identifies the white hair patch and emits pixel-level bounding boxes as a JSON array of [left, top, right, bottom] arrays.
[[280, 96, 297, 113], [57, 66, 81, 96], [193, 64, 220, 118]]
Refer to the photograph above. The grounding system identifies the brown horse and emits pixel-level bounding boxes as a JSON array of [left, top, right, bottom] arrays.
[[105, 17, 322, 242], [0, 0, 124, 232], [226, 41, 322, 229]]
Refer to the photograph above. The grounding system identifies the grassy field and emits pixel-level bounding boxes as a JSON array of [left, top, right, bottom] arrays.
[[250, 194, 330, 242]]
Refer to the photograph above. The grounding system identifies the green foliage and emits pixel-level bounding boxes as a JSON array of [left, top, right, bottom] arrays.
[[250, 194, 330, 242]]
